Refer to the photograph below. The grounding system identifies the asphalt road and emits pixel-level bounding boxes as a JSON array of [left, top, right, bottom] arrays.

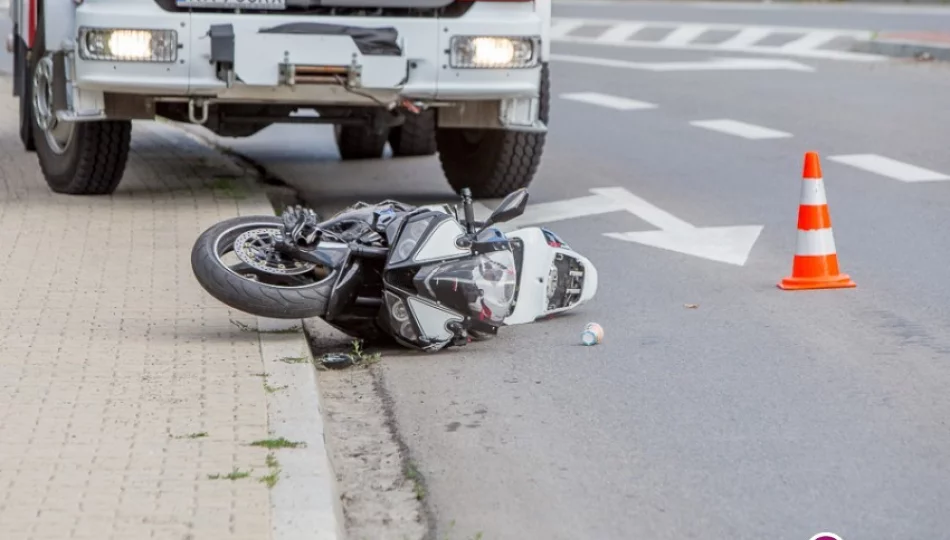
[[212, 2, 950, 539]]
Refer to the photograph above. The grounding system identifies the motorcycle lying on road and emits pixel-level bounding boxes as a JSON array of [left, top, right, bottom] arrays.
[[190, 188, 598, 352]]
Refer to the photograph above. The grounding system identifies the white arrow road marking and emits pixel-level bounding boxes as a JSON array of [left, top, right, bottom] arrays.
[[471, 192, 629, 230], [550, 54, 815, 72], [500, 194, 630, 229], [561, 92, 658, 110], [591, 187, 764, 266], [474, 187, 763, 265]]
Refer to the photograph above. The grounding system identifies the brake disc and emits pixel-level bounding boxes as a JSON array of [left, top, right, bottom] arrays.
[[233, 228, 317, 276]]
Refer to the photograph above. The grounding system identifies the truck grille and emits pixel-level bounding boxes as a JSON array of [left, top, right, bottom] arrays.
[[153, 0, 472, 18]]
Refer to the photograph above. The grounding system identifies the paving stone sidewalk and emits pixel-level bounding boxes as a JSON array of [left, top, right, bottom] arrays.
[[0, 76, 319, 540]]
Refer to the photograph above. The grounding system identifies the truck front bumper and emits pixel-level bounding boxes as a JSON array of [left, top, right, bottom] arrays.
[[71, 2, 544, 104]]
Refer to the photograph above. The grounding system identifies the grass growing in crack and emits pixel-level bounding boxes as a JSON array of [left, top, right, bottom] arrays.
[[208, 468, 251, 481], [405, 461, 426, 500], [264, 383, 288, 393], [255, 372, 286, 393], [350, 339, 382, 366], [250, 437, 306, 450], [229, 319, 302, 334], [173, 432, 208, 439], [260, 325, 302, 334], [229, 319, 255, 332], [211, 176, 248, 200], [442, 521, 484, 540], [278, 356, 309, 364], [259, 453, 281, 489]]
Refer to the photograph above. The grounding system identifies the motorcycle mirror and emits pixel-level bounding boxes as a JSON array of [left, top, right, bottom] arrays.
[[481, 188, 529, 230]]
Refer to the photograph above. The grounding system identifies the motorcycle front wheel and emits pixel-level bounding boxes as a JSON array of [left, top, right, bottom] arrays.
[[191, 216, 338, 320]]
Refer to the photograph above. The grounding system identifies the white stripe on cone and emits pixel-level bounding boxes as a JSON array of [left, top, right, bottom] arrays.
[[796, 228, 838, 257], [799, 177, 828, 206]]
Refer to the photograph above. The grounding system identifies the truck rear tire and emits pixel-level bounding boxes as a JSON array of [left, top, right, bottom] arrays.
[[30, 11, 131, 195], [388, 109, 437, 157], [435, 62, 550, 199], [334, 125, 388, 160]]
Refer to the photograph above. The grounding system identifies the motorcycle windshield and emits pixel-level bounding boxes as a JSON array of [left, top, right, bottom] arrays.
[[424, 250, 518, 323]]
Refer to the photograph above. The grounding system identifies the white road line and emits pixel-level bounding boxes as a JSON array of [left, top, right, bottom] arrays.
[[550, 19, 585, 39], [660, 24, 709, 46], [551, 18, 872, 38], [717, 27, 772, 49], [560, 92, 658, 111], [552, 35, 886, 62], [689, 119, 792, 140], [596, 22, 646, 43], [780, 30, 840, 52], [828, 154, 950, 182], [550, 54, 814, 72]]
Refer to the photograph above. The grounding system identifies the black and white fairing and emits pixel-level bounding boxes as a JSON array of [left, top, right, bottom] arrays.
[[377, 208, 519, 351]]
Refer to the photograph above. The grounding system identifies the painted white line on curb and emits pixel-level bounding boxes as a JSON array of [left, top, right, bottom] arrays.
[[258, 319, 343, 540], [561, 92, 658, 110], [690, 119, 792, 140], [828, 154, 950, 182]]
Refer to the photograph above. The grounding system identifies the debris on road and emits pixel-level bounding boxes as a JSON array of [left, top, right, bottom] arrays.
[[582, 323, 604, 346], [684, 303, 699, 309], [321, 352, 355, 369]]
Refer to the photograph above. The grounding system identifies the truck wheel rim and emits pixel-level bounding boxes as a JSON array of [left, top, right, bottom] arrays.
[[32, 55, 75, 155]]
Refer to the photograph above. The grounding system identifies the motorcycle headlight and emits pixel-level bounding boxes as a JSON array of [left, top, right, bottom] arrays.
[[474, 250, 519, 320], [389, 218, 431, 265]]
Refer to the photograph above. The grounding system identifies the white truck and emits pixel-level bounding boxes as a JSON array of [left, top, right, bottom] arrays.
[[5, 0, 550, 198]]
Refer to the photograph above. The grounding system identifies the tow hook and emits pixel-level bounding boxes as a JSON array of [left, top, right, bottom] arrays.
[[399, 98, 421, 114], [188, 99, 210, 125]]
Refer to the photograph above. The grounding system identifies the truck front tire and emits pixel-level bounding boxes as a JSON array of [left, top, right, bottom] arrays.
[[388, 109, 437, 157], [30, 10, 131, 195], [334, 125, 388, 160], [436, 62, 550, 199]]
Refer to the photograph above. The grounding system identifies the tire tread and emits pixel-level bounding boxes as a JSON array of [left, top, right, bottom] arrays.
[[190, 216, 334, 320], [436, 63, 551, 199]]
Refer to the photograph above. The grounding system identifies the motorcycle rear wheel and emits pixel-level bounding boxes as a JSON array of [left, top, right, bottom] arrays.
[[191, 216, 337, 319]]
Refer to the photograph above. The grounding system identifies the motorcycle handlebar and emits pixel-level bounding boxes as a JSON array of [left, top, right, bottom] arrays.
[[350, 245, 389, 259]]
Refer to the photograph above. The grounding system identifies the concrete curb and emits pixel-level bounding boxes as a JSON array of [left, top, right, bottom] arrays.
[[164, 119, 345, 540], [851, 38, 950, 61], [257, 318, 346, 540]]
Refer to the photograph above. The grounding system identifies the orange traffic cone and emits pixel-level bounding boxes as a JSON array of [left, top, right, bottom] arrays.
[[778, 151, 856, 291]]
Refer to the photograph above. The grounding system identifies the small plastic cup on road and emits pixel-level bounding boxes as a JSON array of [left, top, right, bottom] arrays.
[[581, 322, 603, 346]]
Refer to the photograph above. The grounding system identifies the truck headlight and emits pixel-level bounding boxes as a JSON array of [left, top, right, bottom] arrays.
[[79, 28, 178, 63], [449, 36, 539, 69]]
